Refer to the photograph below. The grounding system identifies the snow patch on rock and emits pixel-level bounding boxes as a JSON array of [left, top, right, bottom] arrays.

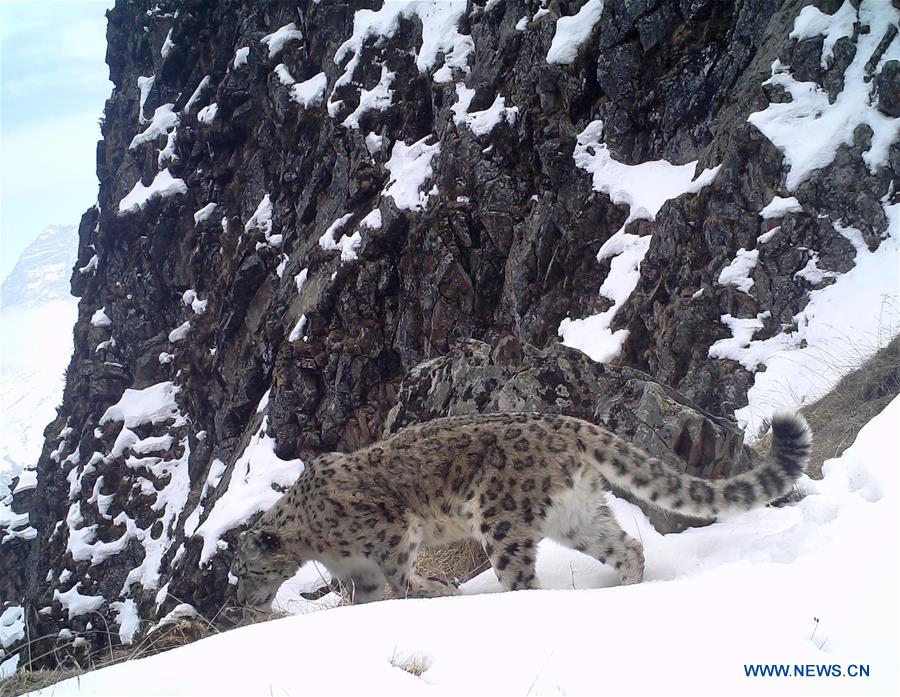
[[129, 103, 178, 150], [91, 307, 112, 328], [384, 136, 441, 211], [137, 75, 155, 124], [110, 598, 140, 645], [342, 65, 395, 130], [193, 202, 218, 225], [288, 315, 308, 343], [245, 194, 273, 237], [546, 0, 605, 64], [168, 321, 191, 343], [160, 29, 174, 58], [290, 73, 328, 108], [54, 583, 106, 621], [294, 268, 309, 294], [319, 214, 361, 262], [559, 119, 720, 363], [119, 169, 188, 214], [261, 23, 303, 59], [789, 0, 856, 68], [760, 195, 803, 219], [195, 417, 304, 566], [334, 1, 473, 91], [184, 75, 211, 113], [100, 381, 185, 429], [451, 85, 518, 136], [197, 103, 218, 124], [717, 248, 759, 294], [748, 1, 900, 189], [232, 46, 249, 69]]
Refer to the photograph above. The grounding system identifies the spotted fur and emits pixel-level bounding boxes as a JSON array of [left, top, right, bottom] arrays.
[[231, 411, 811, 607]]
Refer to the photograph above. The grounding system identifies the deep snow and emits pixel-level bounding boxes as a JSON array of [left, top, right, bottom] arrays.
[[23, 396, 899, 696]]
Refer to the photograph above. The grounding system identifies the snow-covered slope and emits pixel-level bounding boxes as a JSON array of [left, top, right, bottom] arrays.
[[26, 396, 899, 696], [1, 225, 78, 511]]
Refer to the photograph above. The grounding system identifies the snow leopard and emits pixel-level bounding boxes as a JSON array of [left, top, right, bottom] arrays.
[[231, 411, 811, 607]]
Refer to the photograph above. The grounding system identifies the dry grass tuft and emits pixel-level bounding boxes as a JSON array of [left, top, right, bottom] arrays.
[[415, 539, 490, 585], [332, 540, 489, 603], [215, 605, 288, 631], [799, 335, 899, 478], [0, 666, 83, 697], [0, 617, 228, 697], [381, 539, 490, 600], [753, 336, 899, 479], [389, 649, 432, 677], [139, 619, 211, 655]]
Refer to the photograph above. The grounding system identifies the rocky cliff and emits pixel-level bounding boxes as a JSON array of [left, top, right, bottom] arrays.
[[1, 0, 896, 671]]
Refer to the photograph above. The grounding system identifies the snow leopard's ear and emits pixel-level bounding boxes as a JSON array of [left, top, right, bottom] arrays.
[[259, 530, 281, 551]]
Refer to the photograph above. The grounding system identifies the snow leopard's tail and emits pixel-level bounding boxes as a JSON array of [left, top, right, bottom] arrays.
[[593, 411, 812, 518]]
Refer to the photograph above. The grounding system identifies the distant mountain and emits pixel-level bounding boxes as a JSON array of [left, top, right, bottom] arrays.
[[1, 225, 78, 479], [1, 225, 78, 310]]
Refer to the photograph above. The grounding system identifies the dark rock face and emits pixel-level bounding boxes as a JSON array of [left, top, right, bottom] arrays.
[[1, 0, 895, 667], [876, 60, 900, 118]]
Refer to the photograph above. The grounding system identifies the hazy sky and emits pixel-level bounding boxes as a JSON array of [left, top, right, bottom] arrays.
[[1, 0, 114, 280]]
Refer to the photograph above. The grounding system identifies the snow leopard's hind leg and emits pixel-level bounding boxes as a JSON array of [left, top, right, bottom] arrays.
[[471, 489, 543, 591], [543, 473, 644, 585], [477, 518, 543, 592]]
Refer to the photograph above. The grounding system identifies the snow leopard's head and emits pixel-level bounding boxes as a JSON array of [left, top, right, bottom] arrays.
[[231, 528, 300, 610]]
